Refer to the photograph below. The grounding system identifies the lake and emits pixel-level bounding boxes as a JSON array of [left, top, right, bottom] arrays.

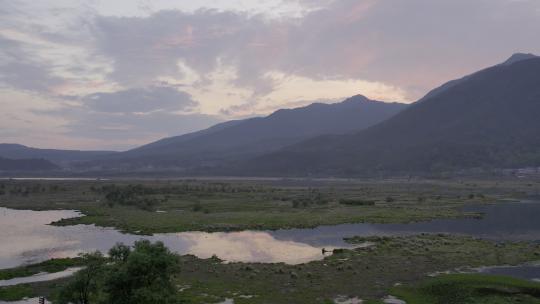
[[1, 200, 539, 269]]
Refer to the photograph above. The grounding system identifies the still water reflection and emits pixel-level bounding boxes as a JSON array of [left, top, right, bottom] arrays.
[[0, 208, 335, 268], [271, 200, 540, 246], [1, 201, 540, 269]]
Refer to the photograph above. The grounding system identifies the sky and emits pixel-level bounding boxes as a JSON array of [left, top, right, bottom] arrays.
[[1, 0, 540, 151]]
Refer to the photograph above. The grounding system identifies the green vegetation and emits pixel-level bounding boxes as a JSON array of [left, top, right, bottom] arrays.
[[167, 234, 539, 303], [99, 184, 168, 210], [338, 198, 375, 206], [0, 279, 73, 302], [0, 284, 33, 301], [0, 178, 525, 234], [167, 234, 540, 303], [3, 235, 540, 303], [57, 241, 180, 304], [57, 252, 104, 304], [1, 178, 540, 303], [391, 274, 540, 303]]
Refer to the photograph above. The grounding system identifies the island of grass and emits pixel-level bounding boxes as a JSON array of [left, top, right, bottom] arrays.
[[2, 235, 539, 303], [2, 178, 535, 234], [391, 273, 540, 304]]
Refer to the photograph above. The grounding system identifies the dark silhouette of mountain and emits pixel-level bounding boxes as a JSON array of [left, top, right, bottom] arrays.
[[502, 53, 538, 66], [127, 120, 245, 155], [0, 156, 59, 171], [240, 53, 540, 176], [88, 96, 407, 170], [0, 144, 116, 164], [418, 53, 539, 103]]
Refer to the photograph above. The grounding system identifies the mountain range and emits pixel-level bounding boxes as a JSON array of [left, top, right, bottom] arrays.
[[238, 53, 540, 176], [78, 95, 406, 171], [1, 53, 539, 176], [0, 144, 115, 164]]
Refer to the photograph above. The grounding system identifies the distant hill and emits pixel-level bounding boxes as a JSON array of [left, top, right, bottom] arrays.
[[127, 119, 245, 155], [0, 157, 59, 171], [240, 54, 540, 176], [0, 144, 116, 164], [86, 96, 407, 170]]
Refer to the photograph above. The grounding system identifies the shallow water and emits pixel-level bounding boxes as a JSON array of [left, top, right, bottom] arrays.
[[0, 298, 50, 304], [334, 296, 363, 304], [0, 207, 337, 268], [475, 263, 540, 281], [0, 267, 82, 287], [1, 201, 540, 269], [271, 200, 540, 246], [383, 296, 406, 304]]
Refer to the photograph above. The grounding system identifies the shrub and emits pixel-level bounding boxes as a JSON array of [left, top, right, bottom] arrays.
[[339, 199, 375, 206], [192, 202, 203, 212]]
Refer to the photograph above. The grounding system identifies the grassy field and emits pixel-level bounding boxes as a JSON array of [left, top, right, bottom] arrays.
[[168, 235, 540, 303], [1, 178, 539, 303], [391, 273, 540, 304], [2, 235, 539, 303], [0, 284, 33, 301], [0, 278, 68, 302], [1, 178, 538, 234]]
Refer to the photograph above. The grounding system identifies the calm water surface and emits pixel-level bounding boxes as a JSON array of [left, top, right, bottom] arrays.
[[271, 200, 540, 246], [0, 267, 82, 287], [0, 208, 335, 268], [1, 201, 540, 269], [0, 299, 50, 304], [476, 263, 540, 281]]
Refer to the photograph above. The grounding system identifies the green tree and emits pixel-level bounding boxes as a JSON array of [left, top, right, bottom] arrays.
[[109, 243, 131, 262], [101, 240, 179, 304], [57, 252, 105, 304]]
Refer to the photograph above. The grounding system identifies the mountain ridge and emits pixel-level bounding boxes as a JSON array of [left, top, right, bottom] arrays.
[[84, 95, 407, 170], [0, 144, 116, 164], [234, 54, 540, 176]]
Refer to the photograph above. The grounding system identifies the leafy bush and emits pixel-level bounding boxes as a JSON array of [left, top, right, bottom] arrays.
[[339, 198, 375, 206], [100, 184, 166, 211]]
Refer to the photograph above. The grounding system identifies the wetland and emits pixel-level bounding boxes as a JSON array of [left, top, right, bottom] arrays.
[[0, 178, 539, 303]]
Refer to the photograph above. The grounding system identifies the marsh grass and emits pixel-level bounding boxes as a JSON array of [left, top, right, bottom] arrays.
[[391, 274, 540, 303], [0, 179, 511, 234]]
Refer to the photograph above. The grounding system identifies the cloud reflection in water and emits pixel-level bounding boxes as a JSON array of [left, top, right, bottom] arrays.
[[0, 207, 329, 268]]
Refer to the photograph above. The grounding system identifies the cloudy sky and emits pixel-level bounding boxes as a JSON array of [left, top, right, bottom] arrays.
[[1, 0, 539, 151]]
